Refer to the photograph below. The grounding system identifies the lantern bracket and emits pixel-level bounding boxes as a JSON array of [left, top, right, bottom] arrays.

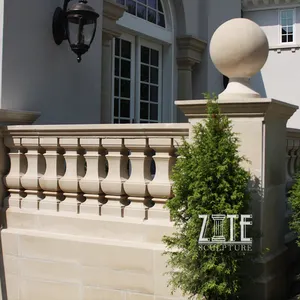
[[52, 0, 73, 45]]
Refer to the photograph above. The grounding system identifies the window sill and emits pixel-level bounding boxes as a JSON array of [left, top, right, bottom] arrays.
[[269, 44, 300, 53]]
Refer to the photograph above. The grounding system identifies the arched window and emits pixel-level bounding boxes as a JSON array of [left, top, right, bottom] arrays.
[[112, 0, 175, 124], [116, 0, 166, 27]]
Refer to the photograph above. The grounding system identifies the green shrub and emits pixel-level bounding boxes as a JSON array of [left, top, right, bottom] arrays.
[[162, 94, 252, 300], [289, 173, 300, 245]]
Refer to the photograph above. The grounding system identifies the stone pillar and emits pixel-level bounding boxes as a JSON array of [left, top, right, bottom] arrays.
[[176, 18, 298, 300], [100, 0, 125, 124], [176, 36, 206, 122]]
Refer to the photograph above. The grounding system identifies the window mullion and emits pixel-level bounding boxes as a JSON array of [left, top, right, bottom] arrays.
[[135, 36, 141, 123]]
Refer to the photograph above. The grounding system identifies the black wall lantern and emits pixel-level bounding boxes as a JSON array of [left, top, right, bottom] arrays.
[[53, 0, 99, 62]]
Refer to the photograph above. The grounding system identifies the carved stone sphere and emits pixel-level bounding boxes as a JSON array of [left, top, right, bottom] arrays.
[[210, 18, 269, 78]]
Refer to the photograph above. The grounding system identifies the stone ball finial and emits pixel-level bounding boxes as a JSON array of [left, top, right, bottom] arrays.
[[210, 18, 269, 99]]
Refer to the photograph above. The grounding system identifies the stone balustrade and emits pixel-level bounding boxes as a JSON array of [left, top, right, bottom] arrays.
[[3, 124, 189, 221], [285, 128, 300, 240]]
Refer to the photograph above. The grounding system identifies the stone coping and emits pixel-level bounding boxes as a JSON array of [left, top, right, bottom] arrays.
[[2, 123, 190, 137], [287, 127, 300, 139], [0, 108, 40, 125]]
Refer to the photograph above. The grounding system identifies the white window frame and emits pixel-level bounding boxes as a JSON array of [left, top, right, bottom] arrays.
[[137, 38, 163, 123], [279, 8, 296, 44], [112, 34, 163, 123], [114, 0, 176, 123], [112, 33, 136, 123]]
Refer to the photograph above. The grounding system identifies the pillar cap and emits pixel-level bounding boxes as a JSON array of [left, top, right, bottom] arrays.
[[175, 98, 298, 120]]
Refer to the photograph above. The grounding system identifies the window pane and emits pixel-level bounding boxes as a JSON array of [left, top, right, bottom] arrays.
[[114, 98, 119, 117], [114, 58, 120, 76], [282, 28, 287, 35], [121, 40, 131, 59], [121, 100, 130, 118], [148, 0, 157, 9], [114, 78, 119, 96], [148, 9, 157, 24], [115, 38, 120, 56], [282, 35, 287, 43], [150, 86, 158, 102], [281, 10, 287, 18], [150, 67, 158, 84], [121, 80, 131, 98], [150, 104, 158, 120], [137, 4, 146, 18], [141, 65, 149, 82], [141, 46, 150, 64], [151, 49, 159, 66], [126, 0, 136, 14], [286, 10, 293, 19], [140, 102, 149, 119], [287, 26, 293, 33], [138, 0, 147, 4], [114, 118, 119, 124], [121, 59, 131, 78], [120, 119, 130, 123], [281, 19, 287, 26], [288, 34, 293, 42], [141, 83, 149, 100], [158, 13, 165, 27], [158, 0, 163, 12]]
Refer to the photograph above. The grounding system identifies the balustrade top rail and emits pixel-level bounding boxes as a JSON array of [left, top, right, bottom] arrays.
[[287, 127, 300, 139], [1, 123, 190, 138]]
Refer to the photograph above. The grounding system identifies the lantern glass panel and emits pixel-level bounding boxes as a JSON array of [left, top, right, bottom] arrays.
[[67, 16, 96, 46], [68, 21, 79, 45]]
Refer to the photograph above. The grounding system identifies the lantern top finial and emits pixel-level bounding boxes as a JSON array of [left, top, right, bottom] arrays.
[[210, 18, 269, 100]]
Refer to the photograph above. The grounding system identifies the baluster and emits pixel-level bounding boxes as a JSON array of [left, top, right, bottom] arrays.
[[59, 138, 85, 213], [294, 139, 300, 175], [0, 136, 9, 208], [39, 138, 64, 211], [286, 139, 294, 213], [123, 138, 152, 219], [20, 138, 45, 209], [290, 139, 299, 180], [101, 139, 129, 217], [79, 138, 106, 215], [3, 137, 26, 208], [148, 138, 176, 220], [286, 139, 294, 184]]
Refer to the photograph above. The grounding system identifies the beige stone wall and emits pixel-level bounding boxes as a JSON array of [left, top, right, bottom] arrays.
[[2, 210, 183, 300]]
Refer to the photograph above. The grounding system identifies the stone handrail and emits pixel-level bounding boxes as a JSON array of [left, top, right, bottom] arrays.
[[3, 123, 189, 220], [285, 128, 300, 240]]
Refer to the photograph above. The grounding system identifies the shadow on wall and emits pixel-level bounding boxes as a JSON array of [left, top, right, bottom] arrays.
[[250, 71, 267, 98]]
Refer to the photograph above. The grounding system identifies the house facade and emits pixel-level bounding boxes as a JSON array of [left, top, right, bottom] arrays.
[[244, 0, 300, 129], [0, 0, 242, 125], [0, 0, 299, 127]]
